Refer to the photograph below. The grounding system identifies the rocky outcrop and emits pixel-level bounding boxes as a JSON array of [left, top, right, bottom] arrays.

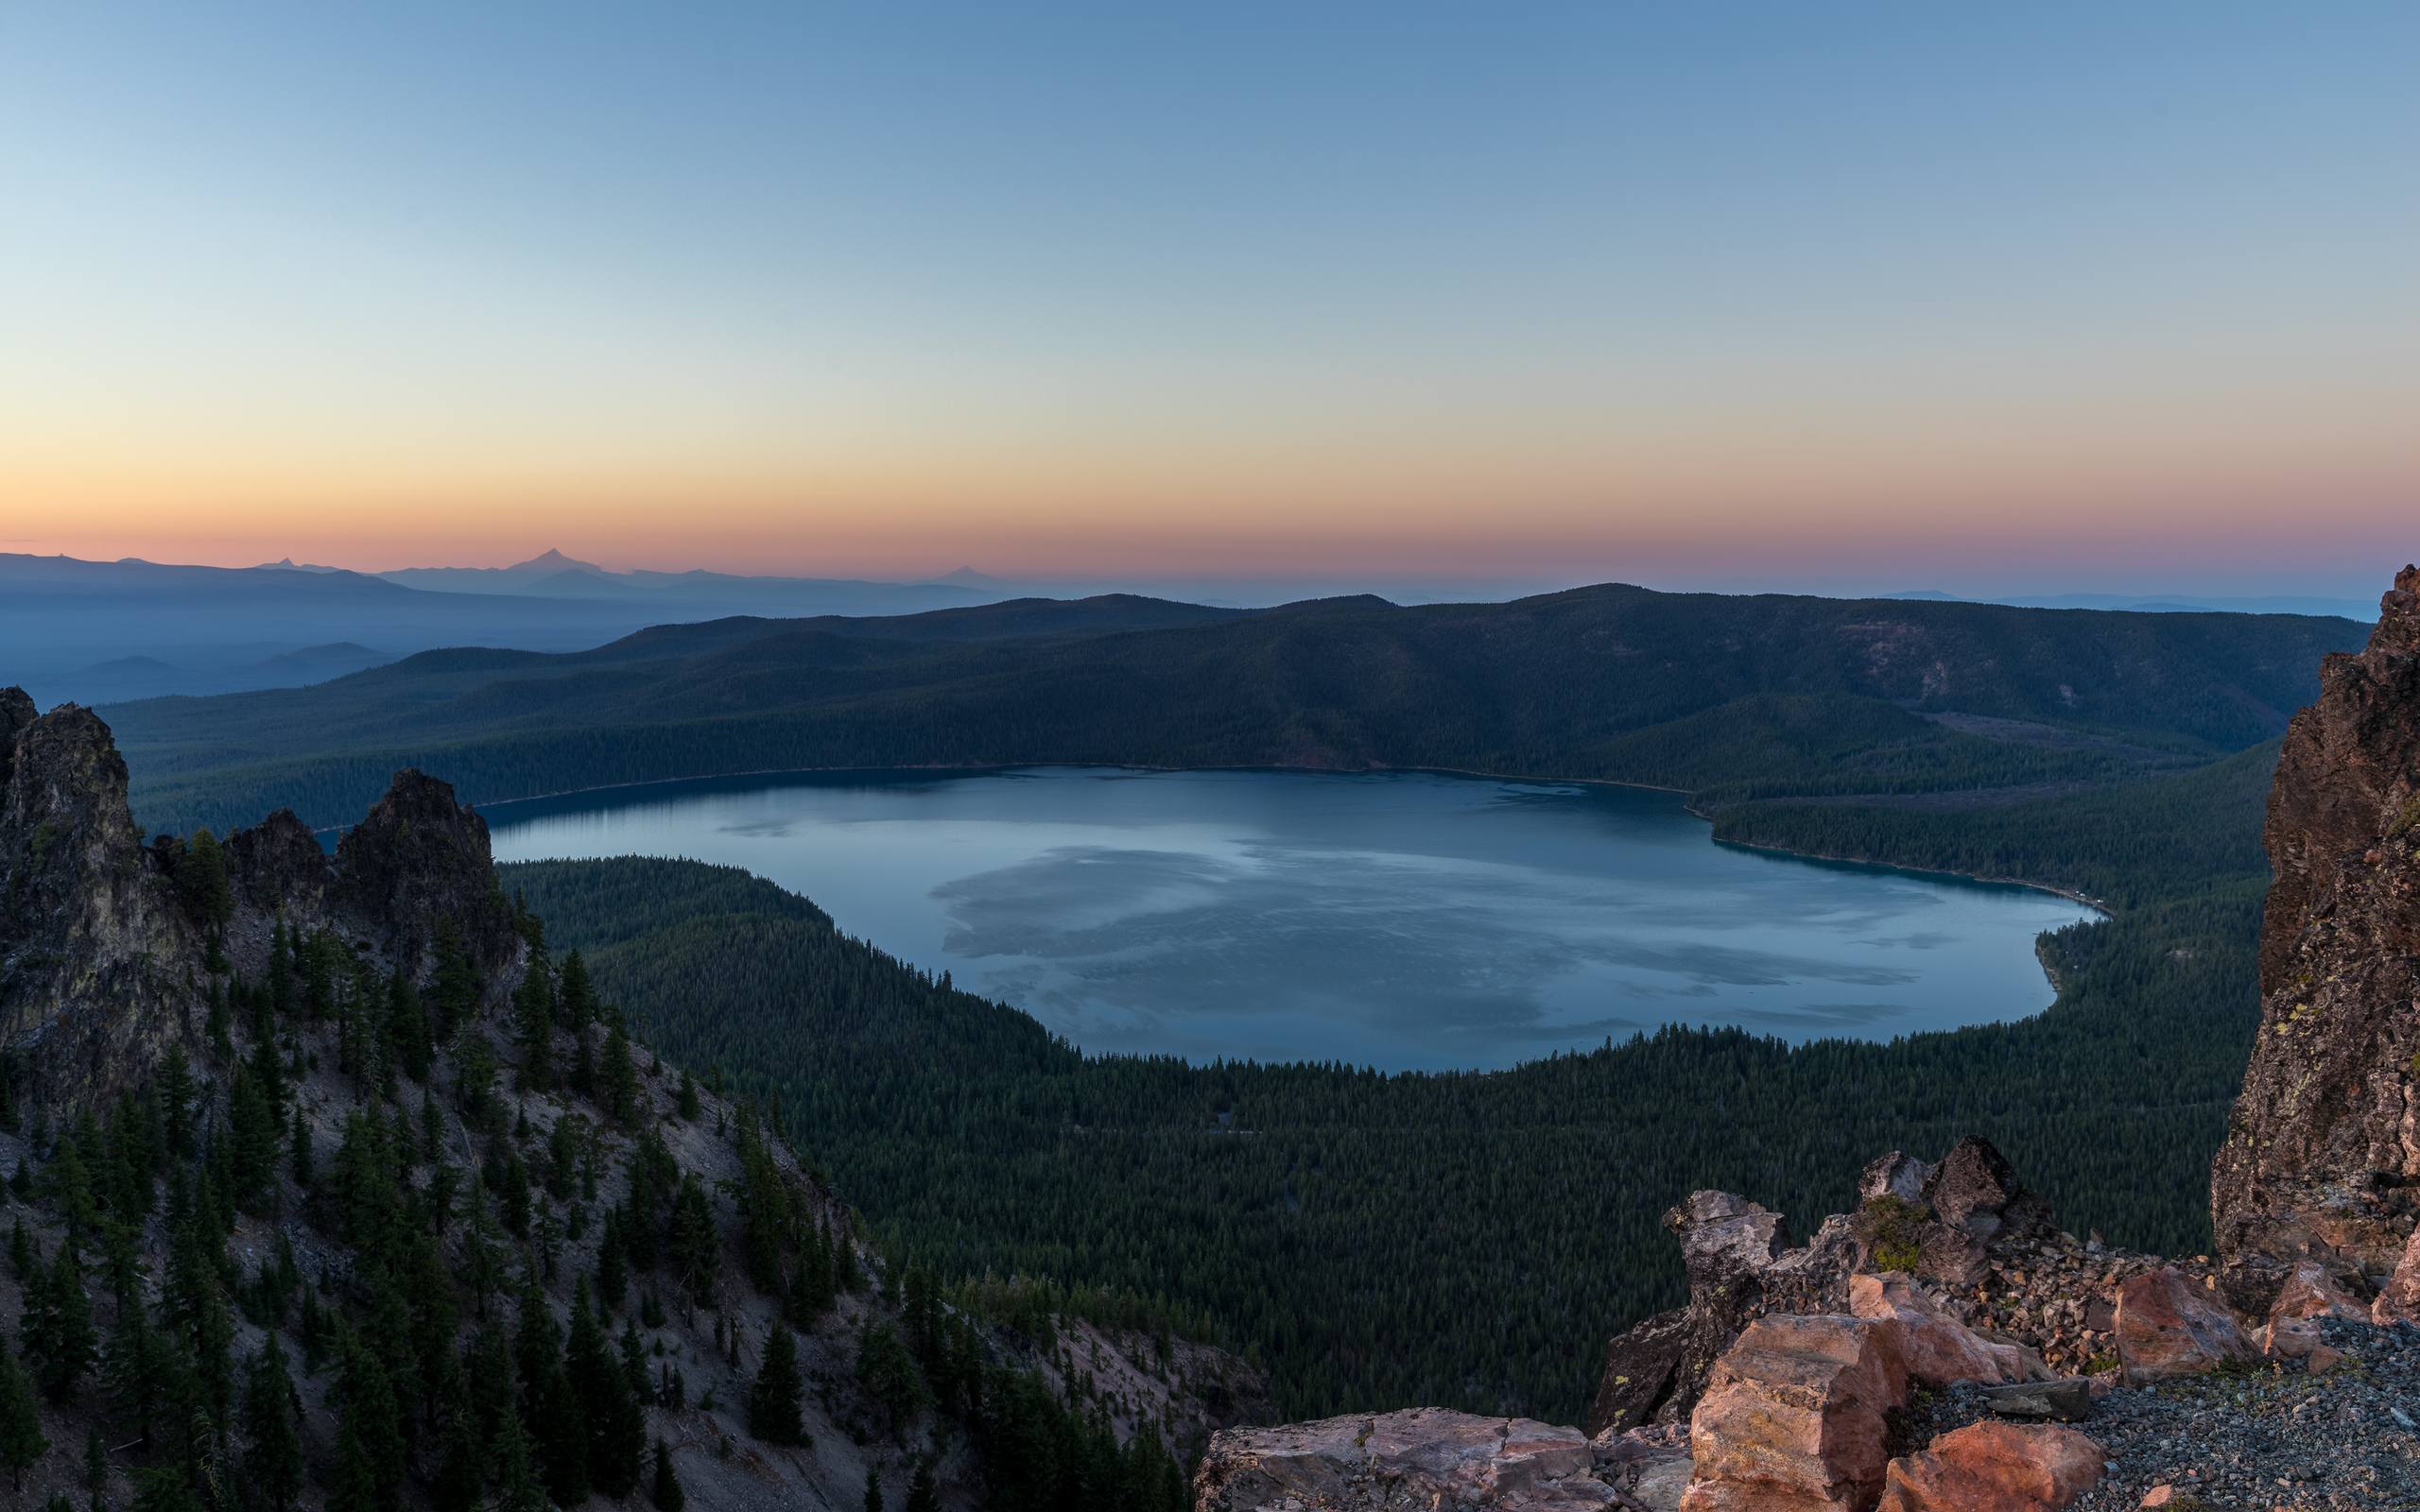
[[1846, 1273, 2047, 1386], [330, 768, 518, 977], [2111, 1266, 2256, 1383], [1874, 1422, 2103, 1512], [0, 696, 201, 1106], [1588, 1139, 2150, 1434], [223, 807, 329, 920], [1, 690, 525, 1112], [2211, 566, 2420, 1297], [1675, 1278, 2074, 1511], [1191, 1408, 1668, 1511], [1680, 1314, 1906, 1511]]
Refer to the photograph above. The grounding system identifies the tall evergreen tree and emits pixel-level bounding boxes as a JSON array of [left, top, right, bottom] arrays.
[[0, 1341, 47, 1490], [241, 1338, 304, 1512], [648, 1439, 684, 1512], [745, 1324, 804, 1446], [25, 1245, 96, 1401], [102, 1303, 169, 1448]]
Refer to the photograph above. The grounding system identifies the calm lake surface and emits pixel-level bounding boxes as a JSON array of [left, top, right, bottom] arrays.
[[485, 767, 2097, 1072]]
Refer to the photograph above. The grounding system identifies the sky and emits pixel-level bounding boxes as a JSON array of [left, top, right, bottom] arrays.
[[2, 2, 2415, 597]]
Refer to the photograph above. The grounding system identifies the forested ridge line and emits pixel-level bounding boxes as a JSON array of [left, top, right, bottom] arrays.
[[109, 585, 2362, 835]]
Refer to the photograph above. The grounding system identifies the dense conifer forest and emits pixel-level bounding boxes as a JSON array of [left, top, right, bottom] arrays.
[[0, 898, 1210, 1512], [503, 736, 2273, 1422], [94, 586, 2354, 1424]]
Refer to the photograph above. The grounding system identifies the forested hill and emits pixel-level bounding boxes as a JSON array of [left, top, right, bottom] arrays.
[[107, 585, 2363, 834], [500, 760, 2273, 1424]]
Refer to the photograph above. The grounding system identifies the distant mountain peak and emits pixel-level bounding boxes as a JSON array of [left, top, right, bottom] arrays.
[[505, 547, 607, 576], [253, 557, 346, 574], [933, 565, 1004, 587]]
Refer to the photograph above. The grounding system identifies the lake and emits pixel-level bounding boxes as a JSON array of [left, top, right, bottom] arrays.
[[484, 766, 2098, 1072]]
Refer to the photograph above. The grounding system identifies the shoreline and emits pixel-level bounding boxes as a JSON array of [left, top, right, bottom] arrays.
[[468, 757, 2109, 1045], [453, 755, 2104, 916]]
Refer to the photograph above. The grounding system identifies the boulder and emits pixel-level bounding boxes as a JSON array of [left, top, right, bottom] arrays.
[[1875, 1422, 2104, 1512], [1194, 1408, 1625, 1510], [1922, 1139, 2054, 1246], [2252, 1260, 2366, 1360], [1592, 1427, 1693, 1512], [1680, 1314, 1907, 1512], [2270, 1259, 2367, 1324], [1587, 1192, 1818, 1433], [2373, 1226, 2420, 1325], [2113, 1267, 2255, 1383], [1848, 1273, 2048, 1386], [1977, 1378, 2092, 1423], [1589, 1306, 1688, 1435], [1858, 1152, 1932, 1206]]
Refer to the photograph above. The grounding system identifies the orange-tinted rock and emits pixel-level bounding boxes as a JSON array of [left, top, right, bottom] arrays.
[[2213, 565, 2420, 1282], [2114, 1266, 2255, 1383], [1681, 1315, 1907, 1512], [2374, 1226, 2420, 1325], [2255, 1263, 2360, 1363], [1875, 1421, 2104, 1512], [1848, 1273, 2048, 1386], [1194, 1408, 1627, 1509], [2271, 1260, 2366, 1324]]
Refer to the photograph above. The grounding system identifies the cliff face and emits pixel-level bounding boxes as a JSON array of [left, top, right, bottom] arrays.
[[0, 695, 200, 1107], [0, 689, 520, 1110], [2212, 566, 2420, 1291]]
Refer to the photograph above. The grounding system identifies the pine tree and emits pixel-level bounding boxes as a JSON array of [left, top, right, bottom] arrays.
[[601, 1024, 640, 1126], [649, 1438, 685, 1512], [668, 1176, 718, 1309], [161, 1214, 233, 1418], [0, 1340, 47, 1490], [336, 1337, 406, 1512], [532, 1364, 588, 1507], [862, 1466, 884, 1512], [745, 1324, 804, 1445], [25, 1244, 96, 1401], [389, 971, 433, 1083], [290, 1107, 315, 1189], [905, 1460, 942, 1512], [82, 1425, 107, 1494], [568, 1283, 641, 1496], [786, 1223, 835, 1327], [855, 1321, 925, 1438], [596, 1215, 628, 1313], [242, 1337, 303, 1512], [489, 1407, 547, 1512], [129, 1466, 199, 1512], [102, 1303, 168, 1447], [514, 963, 557, 1092]]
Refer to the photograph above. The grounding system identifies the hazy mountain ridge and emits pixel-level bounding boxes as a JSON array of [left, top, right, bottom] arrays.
[[101, 583, 2366, 838], [0, 552, 1000, 707]]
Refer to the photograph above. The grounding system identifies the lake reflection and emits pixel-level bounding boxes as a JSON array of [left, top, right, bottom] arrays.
[[485, 767, 2097, 1072]]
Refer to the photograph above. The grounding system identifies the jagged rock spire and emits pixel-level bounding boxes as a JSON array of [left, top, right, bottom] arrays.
[[0, 691, 199, 1106], [0, 690, 524, 1111], [2213, 566, 2420, 1296]]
